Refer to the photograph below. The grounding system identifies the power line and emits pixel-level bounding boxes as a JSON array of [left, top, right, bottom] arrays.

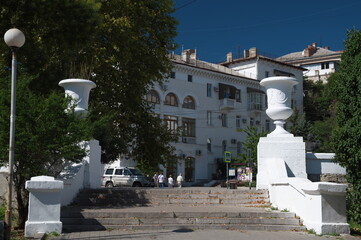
[[176, 0, 198, 11]]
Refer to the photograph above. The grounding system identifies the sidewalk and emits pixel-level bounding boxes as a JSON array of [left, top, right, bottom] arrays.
[[54, 229, 360, 240]]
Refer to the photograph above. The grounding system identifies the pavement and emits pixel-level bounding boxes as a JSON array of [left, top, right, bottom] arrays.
[[53, 229, 361, 240]]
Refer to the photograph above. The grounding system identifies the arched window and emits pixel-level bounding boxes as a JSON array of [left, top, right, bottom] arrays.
[[165, 93, 178, 106], [146, 90, 160, 104], [182, 96, 195, 109]]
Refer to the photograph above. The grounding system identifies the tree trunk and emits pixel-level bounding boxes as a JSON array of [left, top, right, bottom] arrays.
[[14, 176, 28, 230]]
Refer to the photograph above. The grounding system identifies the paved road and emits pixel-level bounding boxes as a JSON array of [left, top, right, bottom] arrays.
[[54, 229, 360, 240]]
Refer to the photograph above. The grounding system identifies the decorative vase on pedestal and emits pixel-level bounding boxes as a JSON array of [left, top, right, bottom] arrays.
[[260, 76, 298, 135], [58, 78, 96, 118]]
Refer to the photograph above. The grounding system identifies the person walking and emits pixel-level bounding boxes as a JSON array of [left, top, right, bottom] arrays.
[[153, 173, 159, 188], [177, 173, 184, 188], [158, 172, 165, 188], [168, 174, 174, 188]]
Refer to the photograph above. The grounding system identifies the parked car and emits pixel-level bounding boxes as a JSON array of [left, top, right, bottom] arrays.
[[101, 167, 151, 187]]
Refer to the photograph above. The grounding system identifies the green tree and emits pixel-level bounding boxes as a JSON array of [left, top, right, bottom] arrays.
[[0, 74, 92, 228], [0, 0, 179, 227], [237, 126, 268, 178], [302, 78, 335, 152], [328, 29, 361, 224]]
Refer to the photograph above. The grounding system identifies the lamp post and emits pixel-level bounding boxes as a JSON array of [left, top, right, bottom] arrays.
[[3, 28, 25, 240]]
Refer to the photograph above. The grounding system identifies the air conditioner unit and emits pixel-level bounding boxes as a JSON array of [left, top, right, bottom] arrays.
[[213, 87, 219, 92], [196, 150, 202, 156], [182, 137, 188, 143], [231, 139, 237, 144]]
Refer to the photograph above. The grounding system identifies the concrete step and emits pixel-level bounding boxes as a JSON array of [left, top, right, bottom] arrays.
[[72, 187, 270, 207], [63, 224, 306, 232], [61, 210, 305, 233]]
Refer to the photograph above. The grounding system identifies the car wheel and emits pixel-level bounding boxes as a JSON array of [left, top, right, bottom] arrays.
[[133, 182, 142, 187], [105, 182, 114, 188]]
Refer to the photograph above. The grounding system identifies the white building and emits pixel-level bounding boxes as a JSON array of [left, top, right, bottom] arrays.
[[121, 48, 305, 184], [277, 43, 342, 83]]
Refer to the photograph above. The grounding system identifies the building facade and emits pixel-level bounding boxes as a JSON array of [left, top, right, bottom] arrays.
[[119, 49, 304, 184], [277, 43, 342, 83]]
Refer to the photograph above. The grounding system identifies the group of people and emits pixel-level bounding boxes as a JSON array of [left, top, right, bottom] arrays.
[[153, 172, 183, 188]]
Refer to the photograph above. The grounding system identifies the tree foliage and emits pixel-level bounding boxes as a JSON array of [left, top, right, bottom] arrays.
[[302, 78, 336, 152], [0, 0, 178, 228], [237, 126, 268, 178], [328, 29, 361, 224], [0, 74, 92, 228]]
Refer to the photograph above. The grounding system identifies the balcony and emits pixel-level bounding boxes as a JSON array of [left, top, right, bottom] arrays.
[[219, 98, 236, 111]]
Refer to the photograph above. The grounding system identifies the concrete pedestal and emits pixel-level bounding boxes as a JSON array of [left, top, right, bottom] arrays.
[[257, 134, 306, 190], [25, 176, 63, 238]]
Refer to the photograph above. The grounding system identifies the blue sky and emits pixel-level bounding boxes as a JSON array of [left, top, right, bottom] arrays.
[[172, 0, 361, 63]]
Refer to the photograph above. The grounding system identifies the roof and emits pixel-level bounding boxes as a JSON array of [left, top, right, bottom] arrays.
[[221, 55, 307, 71], [277, 47, 343, 63], [170, 54, 259, 82]]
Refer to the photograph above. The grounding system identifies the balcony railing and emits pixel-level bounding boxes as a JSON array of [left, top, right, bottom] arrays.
[[220, 98, 235, 111]]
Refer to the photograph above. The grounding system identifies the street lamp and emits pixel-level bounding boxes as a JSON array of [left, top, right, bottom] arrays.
[[3, 28, 25, 240]]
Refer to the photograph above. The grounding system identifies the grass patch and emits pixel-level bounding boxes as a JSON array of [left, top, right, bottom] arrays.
[[281, 209, 289, 212]]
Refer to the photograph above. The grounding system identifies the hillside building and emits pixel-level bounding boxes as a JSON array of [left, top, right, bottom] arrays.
[[277, 43, 342, 83]]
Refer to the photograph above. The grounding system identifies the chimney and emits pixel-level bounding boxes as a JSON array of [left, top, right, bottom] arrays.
[[182, 49, 191, 62], [227, 52, 233, 62], [312, 42, 317, 48], [243, 49, 249, 58], [324, 46, 330, 50], [249, 47, 258, 57]]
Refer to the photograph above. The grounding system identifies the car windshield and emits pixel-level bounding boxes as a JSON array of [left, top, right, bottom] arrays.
[[129, 168, 143, 176]]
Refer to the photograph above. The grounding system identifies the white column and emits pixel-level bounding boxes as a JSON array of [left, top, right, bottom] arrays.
[[25, 176, 63, 238]]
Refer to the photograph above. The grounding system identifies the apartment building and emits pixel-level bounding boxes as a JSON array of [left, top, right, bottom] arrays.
[[277, 43, 342, 83], [120, 48, 305, 184]]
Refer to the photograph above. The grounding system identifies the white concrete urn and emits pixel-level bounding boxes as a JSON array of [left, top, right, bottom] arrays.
[[260, 76, 298, 135], [58, 79, 96, 118]]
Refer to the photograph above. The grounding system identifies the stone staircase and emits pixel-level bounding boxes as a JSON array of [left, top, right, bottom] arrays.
[[61, 187, 306, 232]]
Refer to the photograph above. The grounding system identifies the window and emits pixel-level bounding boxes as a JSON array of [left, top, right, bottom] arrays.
[[115, 169, 123, 175], [166, 158, 177, 179], [165, 93, 178, 106], [164, 115, 178, 133], [235, 89, 241, 102], [188, 75, 193, 82], [250, 117, 254, 127], [207, 111, 212, 125], [185, 157, 195, 182], [146, 90, 160, 104], [182, 118, 196, 137], [265, 71, 269, 78], [207, 138, 212, 152], [170, 71, 176, 79], [222, 140, 227, 152], [207, 83, 212, 97], [265, 119, 270, 132], [221, 113, 228, 127], [248, 92, 263, 110], [236, 116, 241, 129], [321, 62, 329, 69], [237, 142, 242, 155], [182, 96, 195, 109]]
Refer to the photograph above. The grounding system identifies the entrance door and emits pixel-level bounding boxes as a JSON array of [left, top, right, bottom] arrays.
[[185, 157, 195, 182]]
